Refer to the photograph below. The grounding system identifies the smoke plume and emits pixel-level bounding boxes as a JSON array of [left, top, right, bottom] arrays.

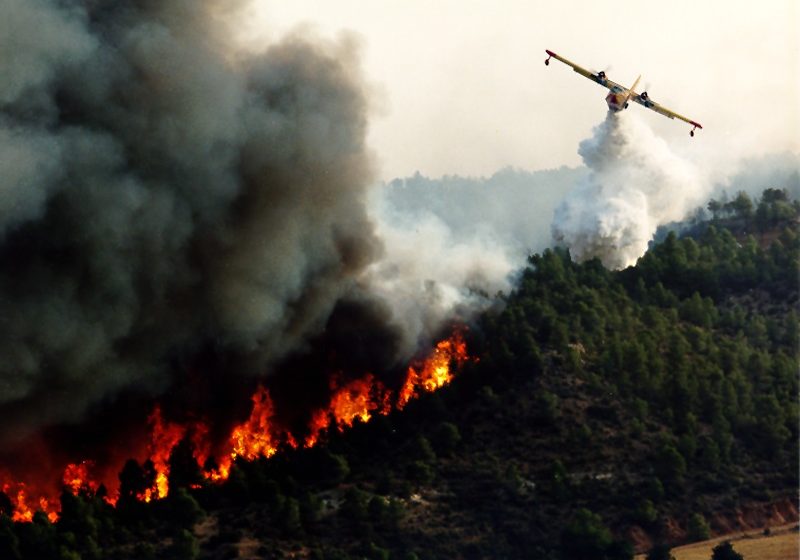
[[0, 0, 513, 473], [0, 0, 390, 444], [551, 112, 706, 269], [383, 167, 586, 258], [364, 188, 514, 356]]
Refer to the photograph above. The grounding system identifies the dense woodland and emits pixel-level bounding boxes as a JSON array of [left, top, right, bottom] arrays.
[[0, 188, 797, 560]]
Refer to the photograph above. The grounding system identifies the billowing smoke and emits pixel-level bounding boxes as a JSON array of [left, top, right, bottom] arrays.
[[0, 0, 391, 444], [0, 0, 514, 472], [551, 111, 706, 269], [369, 167, 592, 344], [382, 167, 586, 258], [364, 188, 514, 356]]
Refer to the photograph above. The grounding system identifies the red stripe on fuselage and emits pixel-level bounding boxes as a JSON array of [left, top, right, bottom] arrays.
[[606, 92, 625, 111]]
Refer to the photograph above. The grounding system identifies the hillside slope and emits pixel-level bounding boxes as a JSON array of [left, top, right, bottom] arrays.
[[1, 189, 797, 560]]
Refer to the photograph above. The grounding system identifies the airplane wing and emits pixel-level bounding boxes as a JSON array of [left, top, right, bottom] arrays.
[[631, 92, 703, 131], [545, 49, 619, 91], [545, 49, 703, 136]]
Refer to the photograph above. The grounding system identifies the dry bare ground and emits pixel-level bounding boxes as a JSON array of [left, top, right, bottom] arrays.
[[636, 523, 799, 560]]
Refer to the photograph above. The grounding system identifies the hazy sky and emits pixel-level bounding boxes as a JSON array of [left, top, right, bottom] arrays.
[[245, 0, 799, 180]]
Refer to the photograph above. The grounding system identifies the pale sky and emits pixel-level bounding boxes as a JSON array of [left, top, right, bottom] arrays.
[[243, 1, 799, 181]]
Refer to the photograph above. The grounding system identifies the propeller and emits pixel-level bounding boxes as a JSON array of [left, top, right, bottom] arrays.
[[590, 64, 613, 76]]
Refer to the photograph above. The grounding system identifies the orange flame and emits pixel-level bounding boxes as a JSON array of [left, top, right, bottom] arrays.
[[398, 331, 468, 409], [230, 386, 280, 461], [10, 488, 32, 523], [1, 485, 58, 524], [3, 329, 471, 521], [62, 462, 97, 495], [144, 407, 185, 501], [304, 374, 392, 446]]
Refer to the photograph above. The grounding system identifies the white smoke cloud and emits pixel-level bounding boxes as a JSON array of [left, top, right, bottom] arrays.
[[365, 188, 514, 355], [551, 111, 707, 269]]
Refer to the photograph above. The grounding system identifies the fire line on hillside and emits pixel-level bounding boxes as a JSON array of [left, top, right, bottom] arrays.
[[1, 330, 471, 523]]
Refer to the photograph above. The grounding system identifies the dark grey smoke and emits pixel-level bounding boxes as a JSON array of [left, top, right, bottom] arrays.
[[0, 0, 383, 442]]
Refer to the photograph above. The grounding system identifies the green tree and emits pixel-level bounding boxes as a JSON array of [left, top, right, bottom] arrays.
[[361, 542, 390, 560], [687, 512, 711, 542], [643, 477, 665, 503], [58, 491, 98, 543], [680, 292, 713, 327], [118, 458, 154, 508], [606, 539, 634, 560], [0, 492, 13, 517], [385, 498, 406, 532], [58, 491, 102, 559], [300, 491, 323, 526], [58, 547, 81, 560], [300, 447, 350, 487], [548, 459, 570, 502], [698, 436, 721, 472], [711, 541, 743, 560], [559, 508, 612, 560], [707, 199, 722, 220], [168, 438, 203, 491], [282, 497, 302, 536], [132, 542, 157, 560], [729, 191, 754, 221], [752, 394, 791, 457], [169, 529, 199, 560], [16, 511, 59, 560], [407, 460, 435, 485], [646, 544, 674, 560], [224, 464, 250, 505], [655, 444, 687, 485], [367, 496, 389, 527], [635, 499, 658, 526], [321, 451, 350, 487], [166, 487, 206, 529], [340, 487, 369, 526], [411, 435, 436, 463], [0, 516, 21, 560], [429, 423, 461, 457]]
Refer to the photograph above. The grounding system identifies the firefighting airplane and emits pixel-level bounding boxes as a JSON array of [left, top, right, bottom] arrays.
[[544, 49, 703, 136]]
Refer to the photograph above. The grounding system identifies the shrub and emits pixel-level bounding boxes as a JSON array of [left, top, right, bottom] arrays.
[[407, 461, 435, 485], [432, 422, 462, 455], [687, 512, 711, 542], [169, 529, 199, 560], [559, 508, 612, 560], [166, 488, 206, 529], [711, 541, 743, 560], [635, 499, 658, 526], [282, 498, 302, 536], [646, 544, 674, 560]]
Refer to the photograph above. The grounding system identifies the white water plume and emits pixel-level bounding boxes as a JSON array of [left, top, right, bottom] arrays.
[[551, 112, 707, 269]]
